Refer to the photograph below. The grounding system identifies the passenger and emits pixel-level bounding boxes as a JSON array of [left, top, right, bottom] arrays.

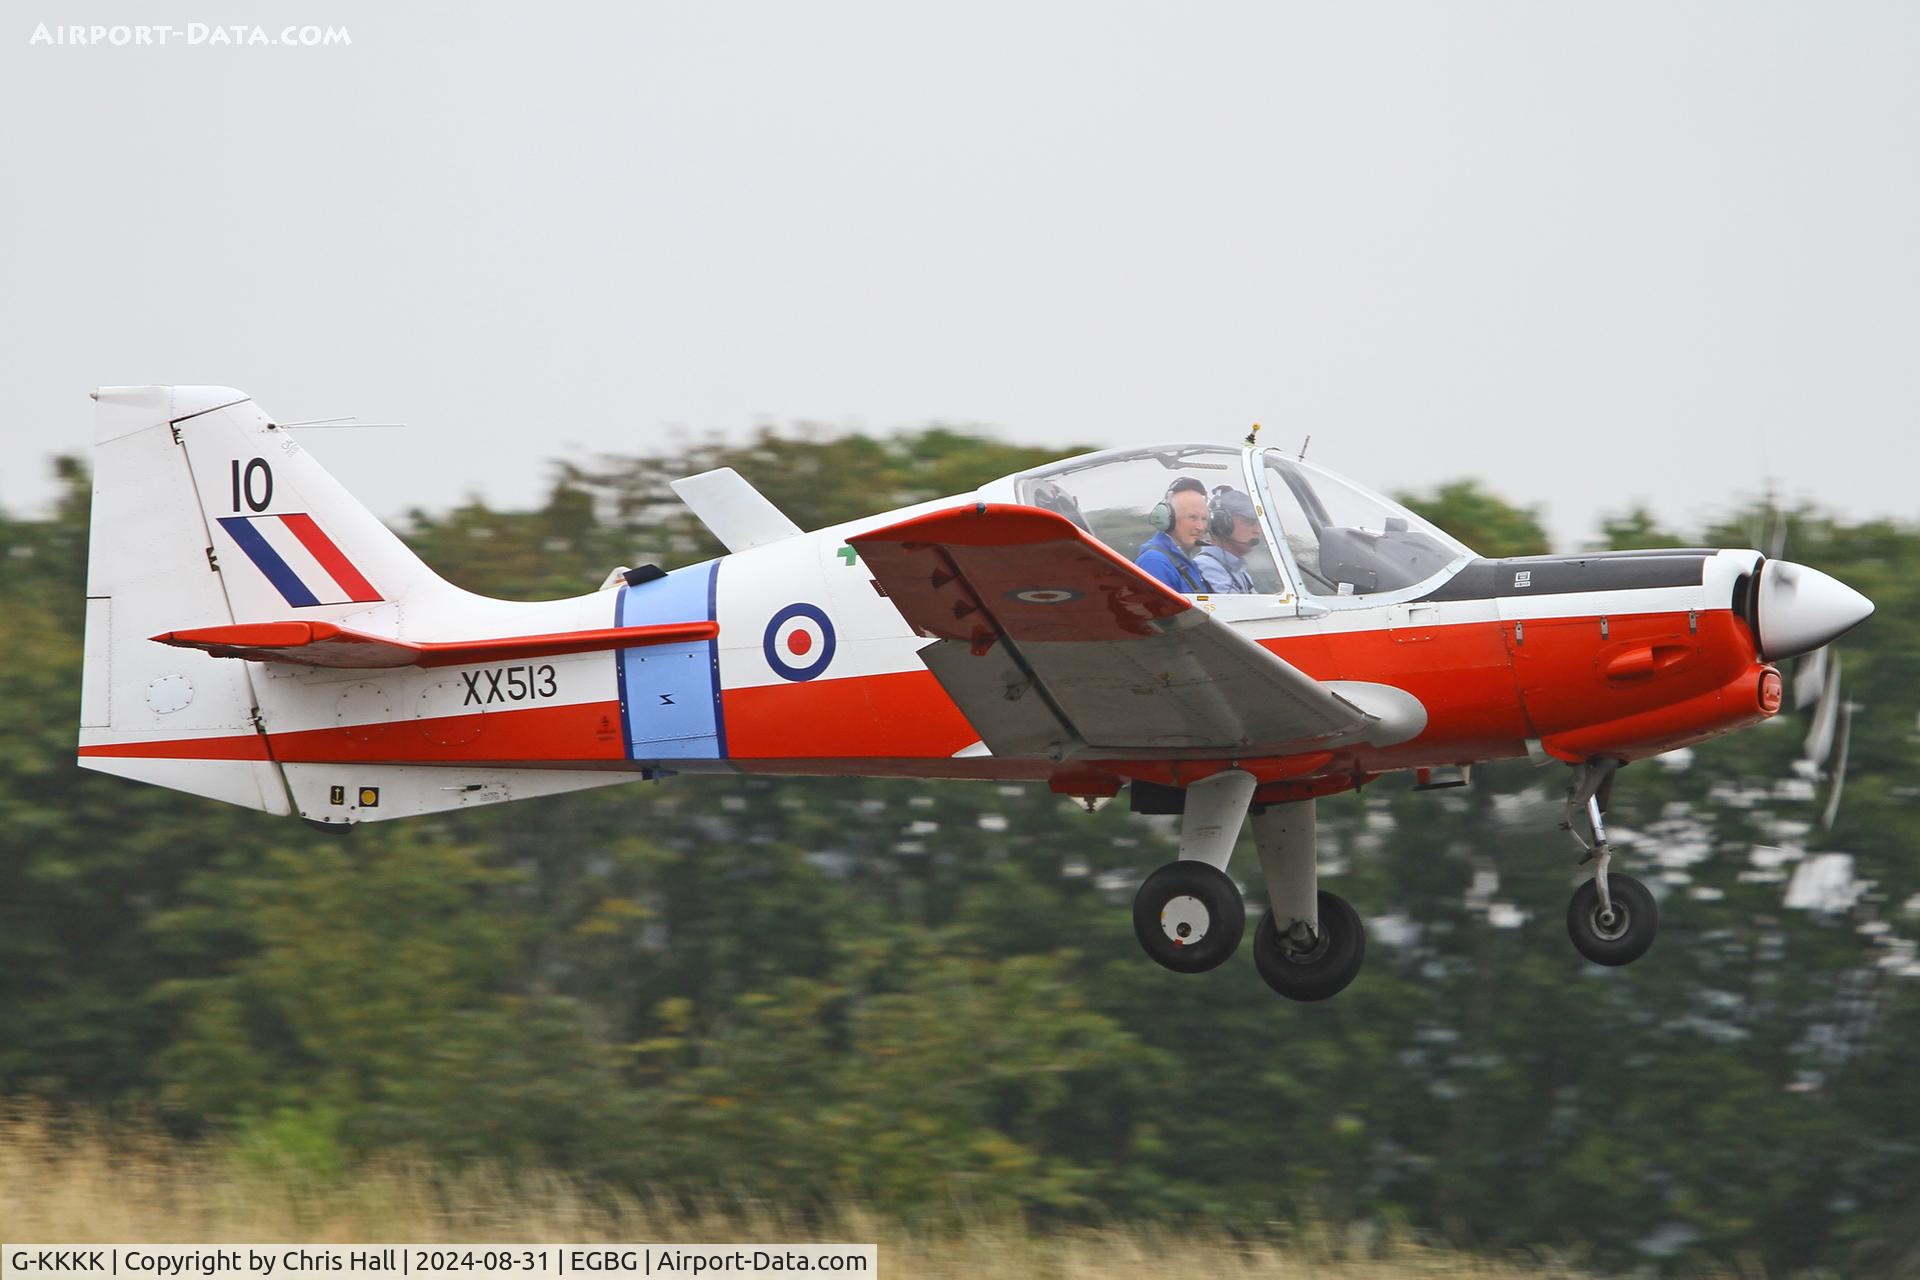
[[1135, 477, 1209, 592], [1194, 488, 1261, 593]]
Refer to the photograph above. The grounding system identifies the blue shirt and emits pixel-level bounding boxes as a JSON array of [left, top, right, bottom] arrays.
[[1135, 529, 1207, 593]]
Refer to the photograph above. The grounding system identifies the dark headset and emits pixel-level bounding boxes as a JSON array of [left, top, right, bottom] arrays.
[[1149, 477, 1208, 533], [1207, 486, 1257, 540]]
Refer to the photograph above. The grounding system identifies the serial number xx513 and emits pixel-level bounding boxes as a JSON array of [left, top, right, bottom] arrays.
[[460, 663, 558, 706]]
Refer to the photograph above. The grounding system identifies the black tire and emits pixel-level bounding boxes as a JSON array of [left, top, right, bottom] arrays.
[[1567, 873, 1658, 966], [1252, 890, 1366, 1002], [1132, 861, 1246, 973]]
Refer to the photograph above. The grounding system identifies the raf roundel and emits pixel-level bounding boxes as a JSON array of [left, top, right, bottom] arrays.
[[763, 603, 836, 681], [1010, 587, 1082, 605]]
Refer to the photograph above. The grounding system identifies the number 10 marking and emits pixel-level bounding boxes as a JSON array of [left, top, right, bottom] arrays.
[[231, 457, 274, 512]]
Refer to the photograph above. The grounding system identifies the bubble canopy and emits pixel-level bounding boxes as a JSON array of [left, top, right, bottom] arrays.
[[1000, 443, 1475, 604]]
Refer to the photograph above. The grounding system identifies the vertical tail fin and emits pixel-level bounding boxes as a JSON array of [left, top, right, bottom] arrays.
[[77, 386, 463, 813]]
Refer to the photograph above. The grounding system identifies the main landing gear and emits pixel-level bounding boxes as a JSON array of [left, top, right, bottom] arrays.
[[1131, 770, 1365, 1001], [1561, 757, 1658, 966], [1128, 753, 1661, 995]]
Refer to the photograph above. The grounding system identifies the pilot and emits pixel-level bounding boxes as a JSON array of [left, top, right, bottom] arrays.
[[1135, 477, 1210, 592], [1194, 487, 1261, 593]]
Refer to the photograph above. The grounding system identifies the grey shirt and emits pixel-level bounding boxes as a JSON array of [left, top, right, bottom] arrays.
[[1194, 544, 1254, 593]]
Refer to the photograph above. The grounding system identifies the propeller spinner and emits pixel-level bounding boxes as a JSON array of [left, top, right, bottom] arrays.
[[1754, 560, 1875, 662]]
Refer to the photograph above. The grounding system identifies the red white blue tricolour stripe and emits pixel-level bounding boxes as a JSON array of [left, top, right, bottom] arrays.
[[217, 514, 383, 608]]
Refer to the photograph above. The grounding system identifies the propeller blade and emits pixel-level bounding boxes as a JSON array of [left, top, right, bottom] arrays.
[[1820, 701, 1852, 831], [1802, 648, 1842, 766], [1767, 508, 1790, 561], [1793, 646, 1830, 711]]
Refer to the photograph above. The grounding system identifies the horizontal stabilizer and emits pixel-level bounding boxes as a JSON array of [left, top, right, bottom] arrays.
[[153, 619, 719, 669]]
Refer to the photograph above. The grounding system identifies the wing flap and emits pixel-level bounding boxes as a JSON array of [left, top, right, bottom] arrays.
[[1015, 633, 1364, 752], [153, 620, 719, 670], [850, 504, 1374, 755], [920, 638, 1075, 757]]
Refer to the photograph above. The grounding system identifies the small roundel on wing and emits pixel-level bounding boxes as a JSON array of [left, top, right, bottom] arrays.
[[764, 603, 836, 681], [1009, 587, 1083, 605]]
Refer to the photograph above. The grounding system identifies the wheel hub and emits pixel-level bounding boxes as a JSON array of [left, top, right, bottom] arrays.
[[1160, 894, 1211, 947], [1277, 919, 1329, 964], [1590, 904, 1631, 941]]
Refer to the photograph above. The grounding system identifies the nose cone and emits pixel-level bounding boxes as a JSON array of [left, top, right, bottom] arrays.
[[1756, 560, 1875, 661]]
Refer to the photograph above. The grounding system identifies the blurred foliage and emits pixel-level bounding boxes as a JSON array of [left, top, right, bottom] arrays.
[[2, 430, 1917, 1275], [1596, 506, 1691, 552], [1396, 480, 1550, 558]]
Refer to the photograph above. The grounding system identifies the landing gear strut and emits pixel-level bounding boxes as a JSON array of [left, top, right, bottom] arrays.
[[1561, 757, 1657, 966]]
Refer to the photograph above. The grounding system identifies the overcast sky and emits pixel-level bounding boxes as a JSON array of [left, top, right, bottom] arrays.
[[4, 1, 1915, 551]]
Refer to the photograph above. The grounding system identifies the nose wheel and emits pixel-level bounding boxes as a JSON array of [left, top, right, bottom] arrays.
[[1132, 860, 1246, 973], [1560, 756, 1658, 966], [1567, 873, 1658, 966]]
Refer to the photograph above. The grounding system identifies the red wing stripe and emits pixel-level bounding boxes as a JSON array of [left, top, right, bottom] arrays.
[[280, 513, 382, 603]]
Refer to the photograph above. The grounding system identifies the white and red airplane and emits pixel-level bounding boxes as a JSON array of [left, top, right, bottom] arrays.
[[78, 386, 1874, 1001]]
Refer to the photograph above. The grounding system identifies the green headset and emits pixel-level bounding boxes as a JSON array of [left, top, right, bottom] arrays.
[[1149, 477, 1209, 534]]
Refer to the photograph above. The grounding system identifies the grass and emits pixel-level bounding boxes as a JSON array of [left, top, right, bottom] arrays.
[[0, 1108, 1601, 1278]]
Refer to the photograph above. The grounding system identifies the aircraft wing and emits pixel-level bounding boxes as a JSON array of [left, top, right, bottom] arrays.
[[848, 504, 1376, 758], [153, 620, 718, 670]]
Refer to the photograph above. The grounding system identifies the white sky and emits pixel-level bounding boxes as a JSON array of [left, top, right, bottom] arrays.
[[4, 1, 1916, 551]]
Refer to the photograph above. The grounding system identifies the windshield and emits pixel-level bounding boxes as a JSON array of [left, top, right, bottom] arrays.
[[1257, 452, 1473, 597], [1014, 445, 1286, 594]]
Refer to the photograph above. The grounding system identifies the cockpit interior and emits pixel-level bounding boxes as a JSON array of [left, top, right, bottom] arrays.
[[1005, 444, 1474, 604]]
